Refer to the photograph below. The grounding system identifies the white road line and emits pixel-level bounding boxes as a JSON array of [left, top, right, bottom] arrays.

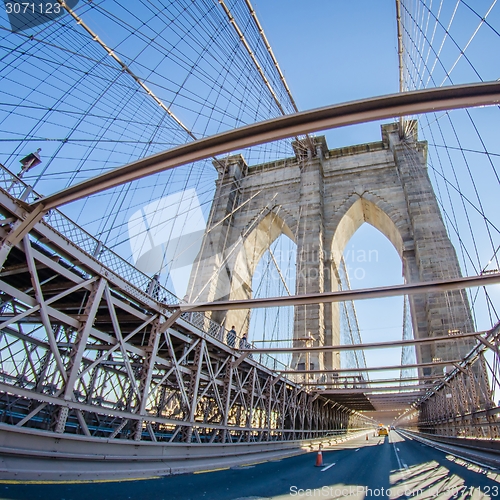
[[393, 443, 410, 480], [321, 463, 336, 472], [393, 445, 404, 471], [355, 448, 360, 452]]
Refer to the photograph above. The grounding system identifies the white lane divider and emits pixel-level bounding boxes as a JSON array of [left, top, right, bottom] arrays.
[[393, 443, 409, 477], [321, 463, 336, 472], [355, 448, 360, 452]]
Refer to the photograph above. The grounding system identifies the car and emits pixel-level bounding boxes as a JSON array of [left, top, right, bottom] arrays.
[[378, 426, 389, 436]]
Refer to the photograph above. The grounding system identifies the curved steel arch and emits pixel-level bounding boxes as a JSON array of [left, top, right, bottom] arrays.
[[35, 81, 500, 210]]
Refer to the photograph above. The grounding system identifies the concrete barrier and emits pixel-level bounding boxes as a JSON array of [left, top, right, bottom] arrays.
[[0, 424, 369, 480]]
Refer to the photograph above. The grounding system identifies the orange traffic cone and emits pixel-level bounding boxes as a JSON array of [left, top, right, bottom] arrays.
[[366, 434, 369, 440], [315, 445, 323, 467]]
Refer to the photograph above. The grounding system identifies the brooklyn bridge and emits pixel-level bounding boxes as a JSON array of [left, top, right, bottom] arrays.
[[0, 1, 500, 498]]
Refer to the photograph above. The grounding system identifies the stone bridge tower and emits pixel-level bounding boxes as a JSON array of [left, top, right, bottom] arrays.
[[188, 122, 474, 376]]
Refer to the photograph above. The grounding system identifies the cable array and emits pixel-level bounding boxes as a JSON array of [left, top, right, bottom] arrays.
[[338, 257, 368, 376], [400, 0, 500, 335], [0, 0, 298, 281], [2, 0, 498, 381], [248, 232, 296, 369], [400, 295, 417, 384]]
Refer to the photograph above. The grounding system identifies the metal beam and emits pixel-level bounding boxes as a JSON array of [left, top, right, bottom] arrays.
[[182, 273, 500, 311], [22, 236, 67, 382], [242, 330, 484, 353], [367, 395, 422, 400], [303, 375, 442, 386], [280, 359, 461, 374], [32, 81, 500, 210], [320, 385, 428, 394]]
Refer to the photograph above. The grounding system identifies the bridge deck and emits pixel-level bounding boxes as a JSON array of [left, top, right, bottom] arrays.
[[2, 431, 500, 499], [0, 175, 372, 472]]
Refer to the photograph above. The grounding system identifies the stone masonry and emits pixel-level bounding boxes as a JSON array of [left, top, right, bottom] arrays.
[[188, 122, 475, 377]]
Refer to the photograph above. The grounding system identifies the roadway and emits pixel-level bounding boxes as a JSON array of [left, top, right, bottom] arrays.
[[1, 431, 500, 499]]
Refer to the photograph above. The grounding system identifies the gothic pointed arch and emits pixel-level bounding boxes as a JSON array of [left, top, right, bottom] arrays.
[[330, 194, 409, 271], [224, 210, 295, 334], [190, 123, 476, 376]]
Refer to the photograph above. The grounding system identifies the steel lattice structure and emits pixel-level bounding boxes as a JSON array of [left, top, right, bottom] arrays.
[[398, 322, 500, 439], [0, 165, 370, 458]]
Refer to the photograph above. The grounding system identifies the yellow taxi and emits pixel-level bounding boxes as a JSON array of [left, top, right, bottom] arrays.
[[377, 425, 389, 436]]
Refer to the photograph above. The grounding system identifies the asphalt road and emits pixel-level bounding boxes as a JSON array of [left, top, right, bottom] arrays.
[[2, 431, 500, 499]]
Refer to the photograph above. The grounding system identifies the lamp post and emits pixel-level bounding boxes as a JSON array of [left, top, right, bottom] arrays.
[[7, 148, 42, 194], [19, 148, 42, 178]]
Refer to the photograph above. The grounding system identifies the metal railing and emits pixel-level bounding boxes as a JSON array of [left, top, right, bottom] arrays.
[[0, 164, 292, 377]]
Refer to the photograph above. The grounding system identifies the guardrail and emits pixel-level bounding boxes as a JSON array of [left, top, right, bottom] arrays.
[[0, 163, 292, 377], [0, 424, 369, 480], [397, 429, 500, 469]]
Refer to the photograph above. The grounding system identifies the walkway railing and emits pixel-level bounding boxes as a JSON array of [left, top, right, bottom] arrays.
[[0, 164, 291, 376], [396, 322, 500, 439]]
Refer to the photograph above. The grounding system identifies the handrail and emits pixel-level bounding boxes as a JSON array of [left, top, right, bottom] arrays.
[[0, 163, 292, 377]]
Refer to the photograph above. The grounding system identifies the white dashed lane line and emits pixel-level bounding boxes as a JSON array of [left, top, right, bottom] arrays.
[[321, 463, 336, 472]]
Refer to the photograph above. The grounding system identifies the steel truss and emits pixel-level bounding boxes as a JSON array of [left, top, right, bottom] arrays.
[[400, 322, 500, 439], [0, 182, 370, 448]]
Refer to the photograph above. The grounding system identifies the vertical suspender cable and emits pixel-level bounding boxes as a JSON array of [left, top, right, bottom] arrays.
[[396, 0, 406, 138]]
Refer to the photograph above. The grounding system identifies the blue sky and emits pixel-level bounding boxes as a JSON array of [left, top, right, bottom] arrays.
[[250, 0, 407, 375], [1, 0, 498, 384], [248, 0, 500, 382]]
